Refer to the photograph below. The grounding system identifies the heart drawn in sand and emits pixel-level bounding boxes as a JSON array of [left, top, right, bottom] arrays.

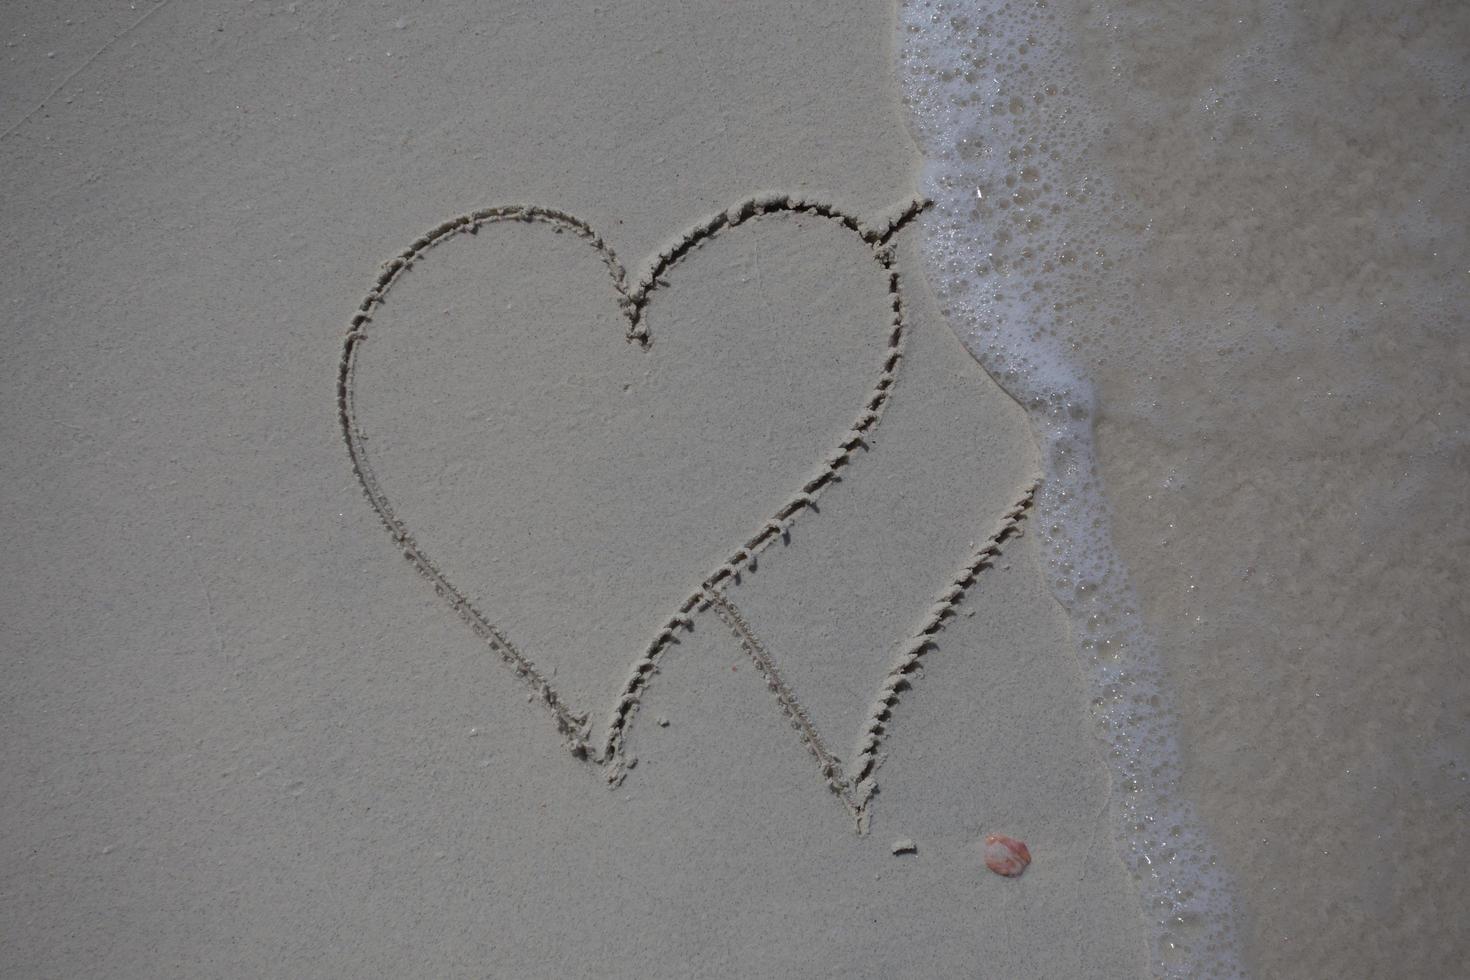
[[336, 194, 1034, 828]]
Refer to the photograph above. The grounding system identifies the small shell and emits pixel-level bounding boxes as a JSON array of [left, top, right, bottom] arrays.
[[983, 834, 1031, 877], [891, 837, 917, 855]]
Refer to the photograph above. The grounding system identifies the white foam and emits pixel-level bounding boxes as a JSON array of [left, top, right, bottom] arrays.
[[897, 2, 1247, 976]]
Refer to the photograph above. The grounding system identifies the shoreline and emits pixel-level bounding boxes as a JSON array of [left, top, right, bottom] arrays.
[[2, 1, 1464, 976]]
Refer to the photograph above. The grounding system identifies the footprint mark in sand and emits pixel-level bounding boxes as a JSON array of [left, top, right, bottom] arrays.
[[336, 194, 1034, 827]]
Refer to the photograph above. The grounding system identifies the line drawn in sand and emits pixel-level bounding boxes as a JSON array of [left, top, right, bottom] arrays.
[[336, 194, 1035, 829], [709, 485, 1035, 831]]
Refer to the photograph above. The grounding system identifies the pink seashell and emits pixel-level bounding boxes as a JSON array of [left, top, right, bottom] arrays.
[[983, 834, 1031, 877]]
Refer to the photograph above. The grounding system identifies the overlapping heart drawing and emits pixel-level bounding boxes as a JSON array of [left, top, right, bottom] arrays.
[[337, 194, 1033, 827]]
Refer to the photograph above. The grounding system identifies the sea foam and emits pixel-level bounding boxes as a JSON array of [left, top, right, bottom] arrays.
[[897, 2, 1247, 976]]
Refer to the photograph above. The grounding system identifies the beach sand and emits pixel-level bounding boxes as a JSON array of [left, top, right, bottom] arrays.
[[1, 1, 1142, 976], [4, 0, 1467, 977], [1066, 4, 1470, 976], [903, 1, 1469, 974]]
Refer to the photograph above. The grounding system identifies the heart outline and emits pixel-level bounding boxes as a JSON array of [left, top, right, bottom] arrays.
[[337, 194, 929, 774]]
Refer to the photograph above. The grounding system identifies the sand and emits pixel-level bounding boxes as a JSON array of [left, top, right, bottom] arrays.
[[3, 0, 1466, 977], [1065, 4, 1470, 975], [901, 0, 1469, 975], [0, 1, 1141, 977]]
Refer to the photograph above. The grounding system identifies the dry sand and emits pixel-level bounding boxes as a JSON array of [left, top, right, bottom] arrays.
[[1, 1, 1143, 977]]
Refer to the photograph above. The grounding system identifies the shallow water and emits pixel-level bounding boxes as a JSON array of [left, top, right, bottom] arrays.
[[899, 0, 1469, 976]]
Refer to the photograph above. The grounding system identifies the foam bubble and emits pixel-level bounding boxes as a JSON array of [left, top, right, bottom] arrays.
[[898, 2, 1246, 976]]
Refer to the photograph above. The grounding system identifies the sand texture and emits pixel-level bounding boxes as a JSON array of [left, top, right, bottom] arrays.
[[11, 0, 1463, 975], [1062, 5, 1470, 976], [0, 1, 1146, 977]]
